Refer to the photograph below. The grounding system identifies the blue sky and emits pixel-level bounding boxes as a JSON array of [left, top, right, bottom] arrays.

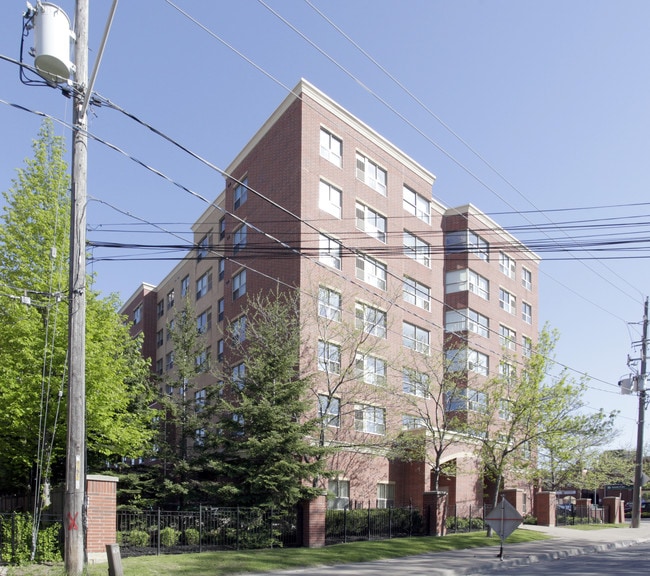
[[1, 1, 649, 452]]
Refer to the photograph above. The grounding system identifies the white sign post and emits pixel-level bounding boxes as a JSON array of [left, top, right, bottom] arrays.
[[485, 498, 523, 559]]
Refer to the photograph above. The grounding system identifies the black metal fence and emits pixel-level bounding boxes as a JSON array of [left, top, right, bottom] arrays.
[[325, 505, 426, 545], [556, 504, 606, 526], [445, 503, 487, 533], [116, 506, 298, 557]]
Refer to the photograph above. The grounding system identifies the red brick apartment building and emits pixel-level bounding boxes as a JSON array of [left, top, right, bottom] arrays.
[[120, 79, 539, 513]]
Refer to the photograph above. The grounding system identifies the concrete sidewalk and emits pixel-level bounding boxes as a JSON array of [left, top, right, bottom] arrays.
[[259, 522, 650, 576]]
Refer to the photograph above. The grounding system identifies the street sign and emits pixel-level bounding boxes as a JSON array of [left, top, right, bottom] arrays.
[[485, 498, 523, 559], [486, 498, 523, 540]]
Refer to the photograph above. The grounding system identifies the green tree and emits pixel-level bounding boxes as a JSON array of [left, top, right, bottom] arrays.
[[155, 297, 208, 508], [473, 327, 615, 528], [392, 341, 475, 492], [202, 289, 330, 509], [0, 120, 155, 494]]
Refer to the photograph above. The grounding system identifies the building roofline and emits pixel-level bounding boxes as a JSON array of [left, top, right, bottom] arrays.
[[119, 282, 157, 314], [446, 203, 541, 263], [225, 79, 437, 189]]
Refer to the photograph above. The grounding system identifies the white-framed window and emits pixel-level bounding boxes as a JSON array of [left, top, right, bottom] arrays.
[[327, 479, 349, 509], [156, 300, 164, 319], [446, 349, 489, 376], [318, 340, 341, 374], [192, 354, 207, 379], [355, 353, 387, 386], [234, 177, 248, 210], [217, 298, 224, 322], [232, 315, 247, 344], [499, 361, 515, 384], [320, 127, 342, 167], [402, 414, 427, 430], [499, 288, 516, 315], [445, 268, 489, 300], [167, 319, 174, 340], [445, 388, 487, 412], [522, 336, 532, 358], [522, 302, 532, 324], [355, 202, 386, 242], [196, 270, 212, 300], [194, 388, 208, 412], [403, 276, 430, 311], [376, 482, 395, 508], [133, 304, 142, 325], [499, 325, 516, 351], [167, 289, 175, 310], [155, 358, 163, 376], [403, 369, 429, 397], [318, 286, 342, 322], [194, 428, 206, 446], [354, 404, 386, 435], [166, 351, 174, 371], [198, 234, 209, 259], [402, 321, 430, 355], [522, 267, 532, 291], [403, 230, 430, 268], [232, 362, 246, 390], [499, 399, 512, 421], [156, 329, 164, 348], [319, 234, 342, 270], [232, 269, 247, 300], [319, 395, 340, 428], [218, 258, 225, 280], [197, 309, 212, 334], [445, 230, 489, 261], [445, 308, 489, 338], [319, 180, 342, 218], [499, 252, 516, 279], [217, 338, 224, 362], [355, 254, 387, 290], [233, 225, 247, 254], [403, 186, 430, 224], [355, 302, 387, 338], [181, 275, 190, 297], [219, 217, 226, 240], [356, 152, 387, 195], [196, 350, 209, 372]]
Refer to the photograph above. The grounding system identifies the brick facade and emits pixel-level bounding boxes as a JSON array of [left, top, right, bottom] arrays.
[[121, 79, 539, 515]]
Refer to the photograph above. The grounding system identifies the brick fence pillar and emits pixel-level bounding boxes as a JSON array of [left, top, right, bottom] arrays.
[[501, 488, 525, 516], [422, 491, 447, 536], [535, 491, 556, 526], [602, 496, 622, 523], [298, 494, 326, 548], [86, 474, 118, 564]]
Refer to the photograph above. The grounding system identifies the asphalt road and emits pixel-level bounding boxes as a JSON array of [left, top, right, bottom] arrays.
[[470, 540, 650, 575]]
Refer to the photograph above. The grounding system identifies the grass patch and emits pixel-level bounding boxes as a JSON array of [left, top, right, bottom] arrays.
[[566, 523, 630, 531], [4, 529, 548, 576]]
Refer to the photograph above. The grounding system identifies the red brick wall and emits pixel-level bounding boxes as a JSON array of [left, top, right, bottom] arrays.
[[86, 475, 118, 556]]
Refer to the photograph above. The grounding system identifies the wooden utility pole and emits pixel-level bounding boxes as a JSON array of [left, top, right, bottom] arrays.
[[65, 0, 88, 573], [631, 297, 648, 529]]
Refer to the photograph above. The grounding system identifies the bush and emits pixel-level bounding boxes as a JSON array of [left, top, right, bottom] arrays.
[[523, 515, 537, 525], [160, 526, 180, 547], [127, 529, 150, 547], [0, 513, 62, 565], [184, 527, 200, 546]]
